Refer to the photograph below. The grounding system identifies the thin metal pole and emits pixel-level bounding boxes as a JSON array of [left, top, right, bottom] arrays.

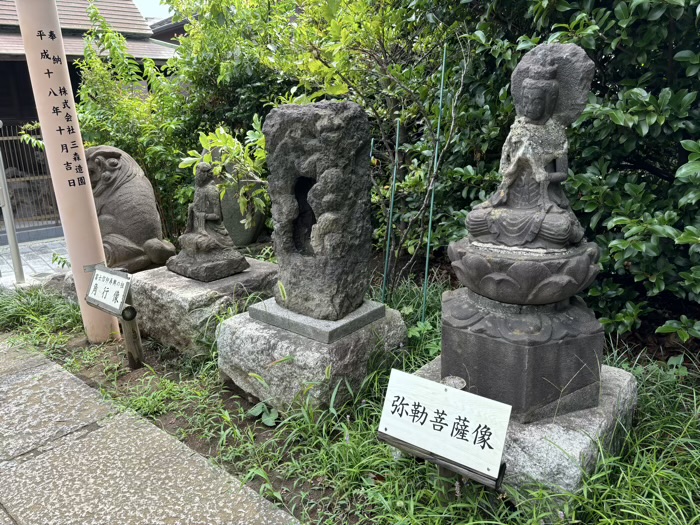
[[381, 119, 401, 303], [420, 44, 448, 322], [0, 122, 25, 284]]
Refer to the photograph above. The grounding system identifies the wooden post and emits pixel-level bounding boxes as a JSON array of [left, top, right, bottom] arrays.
[[14, 0, 118, 342]]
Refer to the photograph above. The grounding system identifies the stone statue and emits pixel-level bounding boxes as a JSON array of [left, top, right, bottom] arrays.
[[468, 56, 585, 250], [166, 162, 249, 281], [450, 44, 599, 305], [263, 101, 372, 320], [86, 146, 175, 273], [442, 44, 604, 423]]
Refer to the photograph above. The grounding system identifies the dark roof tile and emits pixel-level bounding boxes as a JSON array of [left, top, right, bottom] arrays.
[[0, 0, 152, 37]]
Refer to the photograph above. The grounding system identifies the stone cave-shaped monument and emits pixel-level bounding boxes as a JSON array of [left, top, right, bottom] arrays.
[[217, 102, 406, 409], [442, 44, 603, 423]]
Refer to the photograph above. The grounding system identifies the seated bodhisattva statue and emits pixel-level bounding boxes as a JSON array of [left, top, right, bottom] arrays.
[[449, 44, 600, 306], [166, 162, 249, 281], [467, 58, 584, 250]]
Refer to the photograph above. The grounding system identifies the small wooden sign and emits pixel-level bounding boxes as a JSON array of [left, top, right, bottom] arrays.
[[378, 369, 511, 488], [85, 265, 131, 316]]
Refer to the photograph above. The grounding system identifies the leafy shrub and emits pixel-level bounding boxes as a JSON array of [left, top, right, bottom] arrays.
[[78, 0, 700, 340]]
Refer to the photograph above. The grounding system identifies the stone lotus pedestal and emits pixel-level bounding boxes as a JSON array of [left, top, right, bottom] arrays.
[[218, 101, 407, 408]]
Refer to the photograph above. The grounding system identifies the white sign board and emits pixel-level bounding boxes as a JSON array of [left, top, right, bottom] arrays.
[[85, 266, 131, 316], [378, 369, 511, 486]]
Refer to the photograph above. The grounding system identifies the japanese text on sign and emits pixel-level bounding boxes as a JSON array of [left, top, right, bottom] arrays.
[[378, 369, 511, 478], [85, 267, 131, 315]]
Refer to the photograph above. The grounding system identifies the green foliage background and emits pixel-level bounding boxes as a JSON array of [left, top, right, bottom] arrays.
[[76, 0, 700, 340]]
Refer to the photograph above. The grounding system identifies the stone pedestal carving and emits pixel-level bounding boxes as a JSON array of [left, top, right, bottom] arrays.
[[442, 288, 603, 422], [218, 101, 406, 409], [167, 163, 249, 281], [443, 44, 606, 423], [86, 146, 175, 273]]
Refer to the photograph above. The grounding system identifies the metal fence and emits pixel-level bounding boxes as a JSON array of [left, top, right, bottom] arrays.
[[0, 123, 61, 235]]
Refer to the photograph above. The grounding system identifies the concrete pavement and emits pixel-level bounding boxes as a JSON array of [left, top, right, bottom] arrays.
[[0, 237, 68, 288], [0, 340, 299, 525]]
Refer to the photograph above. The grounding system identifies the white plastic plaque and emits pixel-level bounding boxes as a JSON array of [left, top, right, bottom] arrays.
[[85, 265, 131, 316], [378, 369, 511, 486]]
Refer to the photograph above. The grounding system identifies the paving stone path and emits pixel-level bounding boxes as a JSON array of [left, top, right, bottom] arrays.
[[0, 340, 299, 525], [0, 237, 68, 288]]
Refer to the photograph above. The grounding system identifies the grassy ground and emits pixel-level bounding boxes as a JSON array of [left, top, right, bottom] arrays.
[[1, 282, 698, 524]]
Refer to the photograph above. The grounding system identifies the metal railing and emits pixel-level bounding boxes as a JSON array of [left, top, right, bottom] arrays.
[[0, 123, 61, 236]]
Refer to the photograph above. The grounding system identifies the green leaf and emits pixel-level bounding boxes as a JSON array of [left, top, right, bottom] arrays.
[[647, 5, 666, 20], [675, 161, 700, 180], [680, 140, 700, 154], [247, 402, 266, 417], [674, 50, 697, 62]]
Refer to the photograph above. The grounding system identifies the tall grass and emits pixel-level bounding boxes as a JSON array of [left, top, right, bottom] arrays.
[[2, 284, 698, 524]]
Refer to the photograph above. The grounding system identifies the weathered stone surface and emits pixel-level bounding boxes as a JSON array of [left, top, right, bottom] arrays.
[[511, 43, 595, 127], [0, 343, 45, 378], [249, 298, 385, 344], [458, 44, 598, 297], [0, 412, 298, 525], [86, 146, 175, 273], [0, 360, 111, 461], [264, 101, 372, 320], [450, 239, 600, 305], [130, 260, 277, 354], [167, 162, 249, 281], [218, 308, 406, 409], [417, 357, 638, 493], [0, 506, 14, 525], [441, 287, 604, 423]]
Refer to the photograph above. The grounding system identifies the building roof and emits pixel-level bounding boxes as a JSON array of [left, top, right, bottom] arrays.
[[0, 32, 176, 62], [0, 0, 153, 38], [0, 0, 176, 63]]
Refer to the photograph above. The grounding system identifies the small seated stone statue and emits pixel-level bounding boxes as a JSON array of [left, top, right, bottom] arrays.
[[468, 58, 584, 250], [166, 162, 249, 281], [87, 145, 176, 273]]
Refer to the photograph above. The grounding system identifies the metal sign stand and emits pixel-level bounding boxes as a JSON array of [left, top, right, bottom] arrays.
[[0, 120, 25, 284]]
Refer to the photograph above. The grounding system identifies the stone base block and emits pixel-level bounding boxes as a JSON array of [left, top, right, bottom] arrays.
[[249, 299, 385, 343], [129, 258, 277, 354], [442, 287, 604, 423], [417, 356, 638, 493], [217, 307, 407, 409], [166, 247, 250, 282]]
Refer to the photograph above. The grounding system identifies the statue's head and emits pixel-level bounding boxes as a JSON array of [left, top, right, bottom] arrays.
[[85, 145, 142, 198], [520, 60, 559, 123], [195, 162, 214, 187]]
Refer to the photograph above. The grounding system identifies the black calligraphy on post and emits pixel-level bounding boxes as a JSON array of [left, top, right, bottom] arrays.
[[37, 26, 85, 189]]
